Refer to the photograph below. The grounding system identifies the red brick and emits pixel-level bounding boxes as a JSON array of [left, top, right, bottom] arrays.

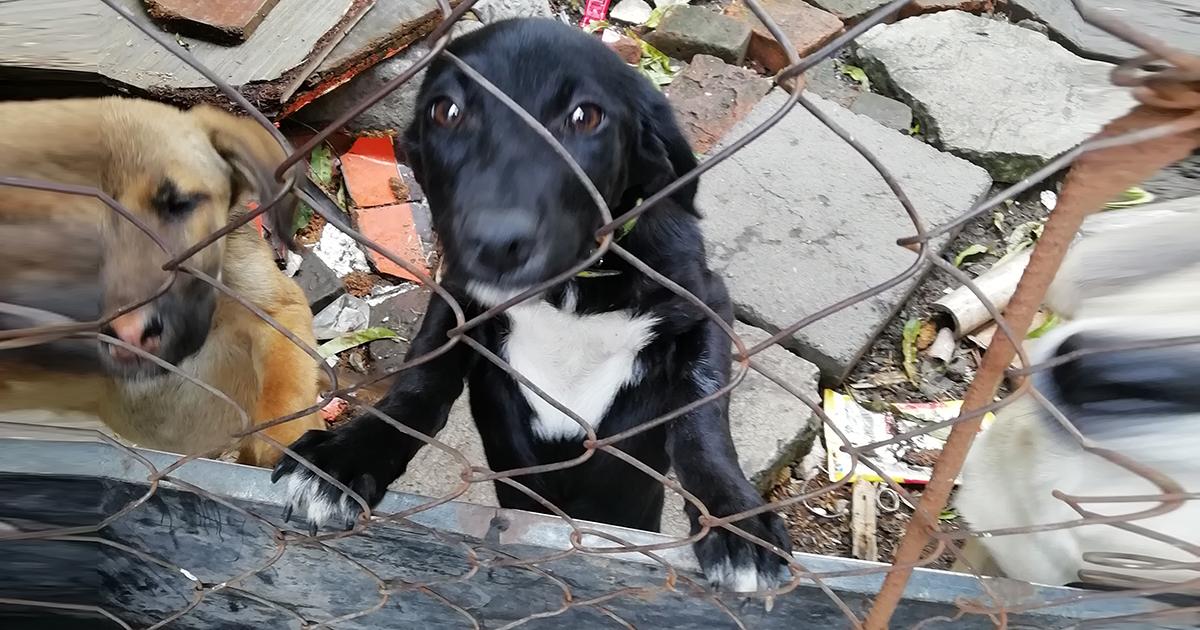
[[724, 0, 843, 74], [354, 203, 429, 284], [341, 136, 402, 209], [663, 55, 772, 154], [600, 29, 642, 65], [143, 0, 282, 45]]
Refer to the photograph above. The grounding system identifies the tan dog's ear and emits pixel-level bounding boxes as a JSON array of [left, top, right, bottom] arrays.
[[189, 104, 299, 255]]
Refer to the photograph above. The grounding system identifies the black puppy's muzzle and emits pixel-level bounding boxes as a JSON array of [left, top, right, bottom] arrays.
[[452, 206, 564, 287]]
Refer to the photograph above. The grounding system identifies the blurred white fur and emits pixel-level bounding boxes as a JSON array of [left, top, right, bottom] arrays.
[[957, 205, 1200, 587]]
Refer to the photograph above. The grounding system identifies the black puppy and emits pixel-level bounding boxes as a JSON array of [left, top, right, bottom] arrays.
[[273, 18, 792, 591]]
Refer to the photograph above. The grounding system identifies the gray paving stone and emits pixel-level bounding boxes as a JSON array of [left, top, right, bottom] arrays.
[[296, 19, 483, 134], [643, 5, 752, 65], [293, 252, 345, 313], [849, 92, 911, 131], [855, 11, 1135, 182], [698, 89, 991, 381], [367, 285, 430, 376], [808, 0, 889, 22], [471, 0, 552, 23], [1009, 0, 1200, 64]]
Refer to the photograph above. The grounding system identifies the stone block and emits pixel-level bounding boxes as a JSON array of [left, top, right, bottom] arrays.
[[698, 89, 992, 381], [643, 5, 752, 65], [855, 10, 1135, 182]]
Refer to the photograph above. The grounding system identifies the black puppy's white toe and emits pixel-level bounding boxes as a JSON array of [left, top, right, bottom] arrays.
[[692, 508, 793, 593], [271, 428, 386, 532]]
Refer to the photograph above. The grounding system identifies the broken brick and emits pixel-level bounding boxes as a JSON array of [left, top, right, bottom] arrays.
[[143, 0, 282, 45], [341, 136, 402, 208], [664, 55, 772, 154], [724, 0, 843, 74], [600, 28, 642, 65], [354, 203, 429, 284]]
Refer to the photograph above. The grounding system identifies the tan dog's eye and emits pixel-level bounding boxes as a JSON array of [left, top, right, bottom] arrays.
[[152, 180, 208, 219], [430, 98, 462, 128], [568, 104, 603, 133]]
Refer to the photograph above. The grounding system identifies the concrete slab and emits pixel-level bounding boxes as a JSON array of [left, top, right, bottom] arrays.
[[1009, 0, 1200, 64], [855, 11, 1135, 183], [698, 89, 991, 381]]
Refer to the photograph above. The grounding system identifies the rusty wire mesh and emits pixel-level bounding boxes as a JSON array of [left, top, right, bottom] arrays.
[[2, 0, 1200, 627]]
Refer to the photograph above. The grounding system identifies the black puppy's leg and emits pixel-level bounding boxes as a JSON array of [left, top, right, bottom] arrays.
[[272, 293, 473, 530], [666, 290, 792, 592]]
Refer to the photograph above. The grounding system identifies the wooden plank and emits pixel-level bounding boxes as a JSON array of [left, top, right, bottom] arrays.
[[0, 0, 374, 113], [851, 479, 879, 562], [280, 0, 449, 117], [142, 0, 285, 45]]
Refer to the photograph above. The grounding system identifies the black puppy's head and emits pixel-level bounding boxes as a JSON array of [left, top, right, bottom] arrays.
[[404, 18, 698, 291]]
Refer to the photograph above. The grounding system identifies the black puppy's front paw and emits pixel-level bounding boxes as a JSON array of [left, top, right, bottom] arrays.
[[690, 494, 792, 593], [270, 428, 390, 533]]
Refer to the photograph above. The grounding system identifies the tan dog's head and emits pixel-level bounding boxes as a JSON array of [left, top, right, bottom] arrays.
[[96, 100, 298, 377], [0, 97, 297, 377]]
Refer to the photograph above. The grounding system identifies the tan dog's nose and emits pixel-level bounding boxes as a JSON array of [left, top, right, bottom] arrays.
[[103, 308, 163, 362]]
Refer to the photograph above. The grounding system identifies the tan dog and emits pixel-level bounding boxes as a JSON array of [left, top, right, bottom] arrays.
[[0, 97, 324, 467]]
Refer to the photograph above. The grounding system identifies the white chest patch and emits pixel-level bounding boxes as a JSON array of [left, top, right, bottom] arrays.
[[501, 299, 659, 441]]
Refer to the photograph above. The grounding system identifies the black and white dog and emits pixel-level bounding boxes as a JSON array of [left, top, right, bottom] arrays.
[[273, 18, 792, 591]]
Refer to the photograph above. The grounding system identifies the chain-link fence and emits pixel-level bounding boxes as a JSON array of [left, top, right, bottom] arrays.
[[2, 0, 1200, 627]]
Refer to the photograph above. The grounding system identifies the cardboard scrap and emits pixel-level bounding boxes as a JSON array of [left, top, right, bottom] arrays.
[[822, 390, 994, 485]]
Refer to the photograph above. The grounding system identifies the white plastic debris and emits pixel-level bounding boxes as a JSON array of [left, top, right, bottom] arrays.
[[365, 282, 416, 307], [312, 223, 370, 278], [312, 294, 370, 341], [927, 327, 957, 363], [1040, 189, 1058, 210], [610, 0, 653, 24], [282, 250, 304, 278]]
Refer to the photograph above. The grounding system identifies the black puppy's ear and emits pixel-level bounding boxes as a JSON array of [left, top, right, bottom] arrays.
[[632, 94, 700, 216]]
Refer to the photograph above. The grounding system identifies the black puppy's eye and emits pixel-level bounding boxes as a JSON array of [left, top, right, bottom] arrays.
[[151, 180, 207, 219], [568, 104, 604, 133], [430, 98, 462, 128]]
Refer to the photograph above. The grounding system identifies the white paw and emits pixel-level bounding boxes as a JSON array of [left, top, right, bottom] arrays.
[[282, 469, 357, 531]]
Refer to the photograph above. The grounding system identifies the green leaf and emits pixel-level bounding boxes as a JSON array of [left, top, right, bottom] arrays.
[[902, 318, 922, 384], [840, 64, 870, 91], [636, 40, 678, 88], [582, 19, 610, 34], [318, 327, 399, 358], [953, 243, 989, 267], [310, 144, 334, 189], [939, 508, 959, 521], [644, 6, 668, 28], [908, 121, 921, 136], [1105, 186, 1156, 210], [335, 180, 348, 211], [293, 201, 314, 235], [1026, 312, 1061, 340], [992, 210, 1005, 233], [1004, 220, 1044, 256]]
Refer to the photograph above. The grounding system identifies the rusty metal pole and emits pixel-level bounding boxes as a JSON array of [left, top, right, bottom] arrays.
[[864, 105, 1200, 629]]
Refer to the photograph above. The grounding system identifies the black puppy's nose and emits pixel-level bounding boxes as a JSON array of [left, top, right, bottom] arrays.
[[462, 209, 538, 273]]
